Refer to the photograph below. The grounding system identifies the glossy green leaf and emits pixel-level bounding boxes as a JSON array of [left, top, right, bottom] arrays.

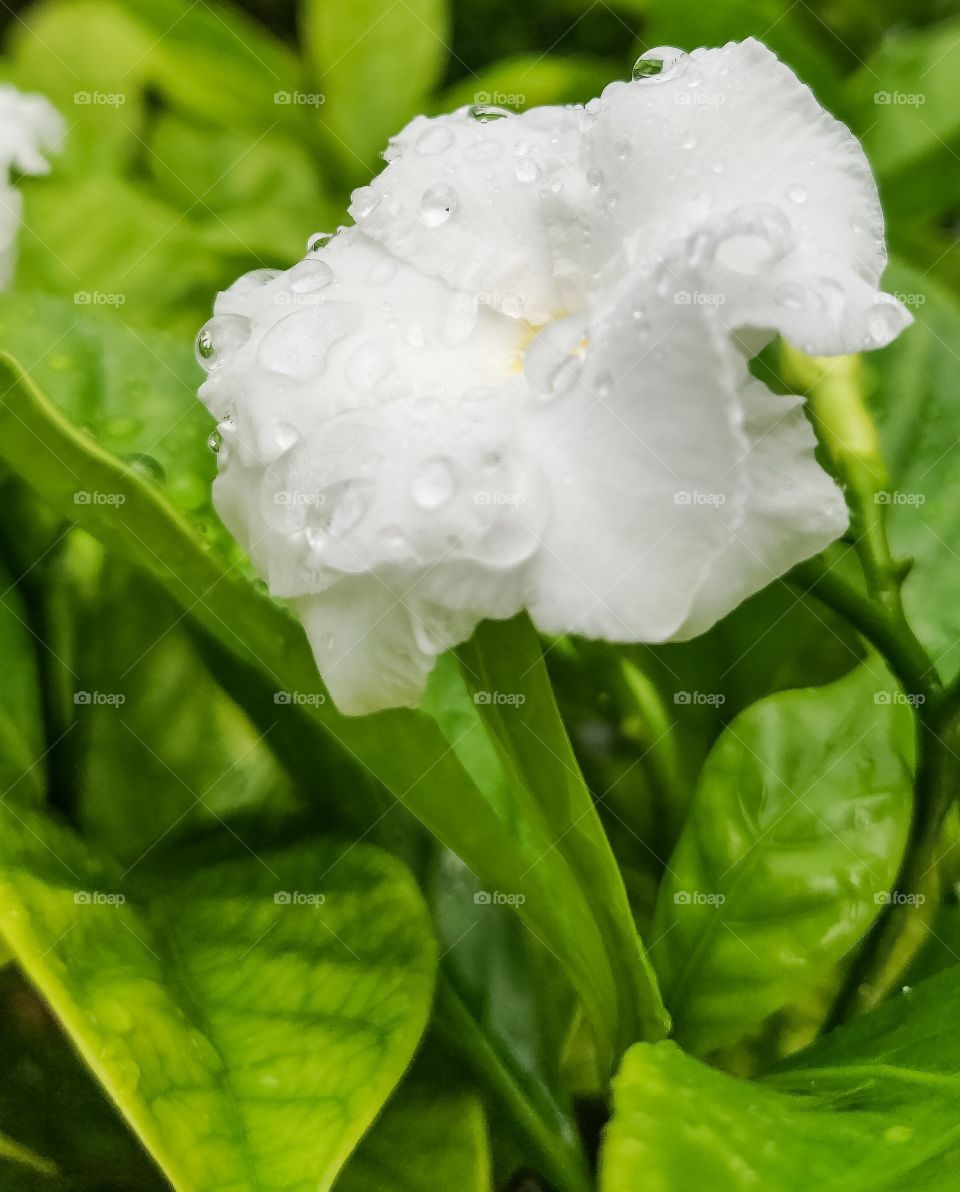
[[601, 964, 960, 1192], [0, 804, 437, 1192], [336, 1066, 491, 1192], [302, 0, 451, 178], [651, 660, 913, 1056]]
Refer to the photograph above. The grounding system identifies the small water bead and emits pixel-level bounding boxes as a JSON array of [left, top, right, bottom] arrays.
[[226, 268, 279, 295], [349, 185, 381, 220], [411, 456, 456, 509], [469, 104, 512, 123], [416, 124, 454, 154], [207, 427, 224, 455], [682, 130, 697, 150], [195, 314, 251, 373], [614, 140, 631, 159], [124, 453, 166, 484], [289, 259, 334, 294], [515, 156, 541, 183], [587, 168, 604, 188], [382, 142, 403, 162], [595, 372, 613, 398], [421, 183, 459, 227], [786, 183, 808, 204], [632, 47, 686, 81], [258, 303, 360, 378], [585, 97, 603, 115], [306, 231, 333, 254]]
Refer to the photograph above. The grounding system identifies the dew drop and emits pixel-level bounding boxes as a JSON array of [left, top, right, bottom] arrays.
[[412, 456, 456, 509], [306, 231, 333, 254], [632, 47, 685, 81], [469, 104, 512, 123], [587, 168, 604, 188], [349, 185, 381, 220], [416, 124, 454, 154], [273, 422, 299, 453], [207, 428, 224, 455], [786, 183, 808, 204], [289, 259, 334, 294], [195, 314, 251, 373], [514, 156, 541, 183], [420, 183, 459, 227], [614, 140, 631, 159], [227, 268, 279, 294]]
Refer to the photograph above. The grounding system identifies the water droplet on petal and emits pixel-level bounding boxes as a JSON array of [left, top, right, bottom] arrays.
[[469, 104, 512, 123], [587, 168, 604, 188], [207, 427, 224, 454], [786, 183, 807, 204], [227, 269, 279, 294], [614, 140, 631, 159], [306, 231, 333, 254], [416, 124, 454, 154], [195, 314, 251, 373], [289, 259, 334, 294], [632, 47, 686, 81], [420, 183, 458, 227], [258, 303, 360, 378], [515, 156, 541, 183], [349, 185, 381, 220], [412, 456, 456, 509]]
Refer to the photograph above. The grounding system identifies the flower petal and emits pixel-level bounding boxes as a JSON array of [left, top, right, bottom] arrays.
[[584, 39, 897, 352], [199, 229, 527, 468], [347, 105, 589, 323], [520, 247, 847, 642]]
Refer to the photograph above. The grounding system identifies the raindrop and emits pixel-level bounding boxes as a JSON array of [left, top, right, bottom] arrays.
[[349, 185, 381, 220], [421, 183, 459, 227], [273, 422, 299, 453], [306, 231, 333, 254], [416, 125, 454, 154], [227, 269, 279, 294], [207, 428, 224, 455], [587, 168, 604, 188], [412, 456, 456, 509], [468, 104, 512, 123], [786, 183, 808, 204], [195, 314, 251, 373], [614, 140, 631, 159], [515, 156, 541, 183], [632, 47, 685, 81], [289, 259, 334, 294]]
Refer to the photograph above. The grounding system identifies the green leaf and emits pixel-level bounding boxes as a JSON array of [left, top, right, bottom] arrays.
[[0, 804, 437, 1192], [601, 964, 960, 1192], [865, 257, 960, 679], [336, 1064, 491, 1192], [302, 0, 451, 179], [650, 661, 913, 1057]]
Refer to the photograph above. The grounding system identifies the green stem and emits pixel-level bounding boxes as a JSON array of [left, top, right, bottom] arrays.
[[434, 975, 592, 1192]]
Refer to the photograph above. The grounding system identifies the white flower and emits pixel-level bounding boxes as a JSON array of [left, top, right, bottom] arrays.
[[197, 39, 909, 716], [0, 86, 63, 286]]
